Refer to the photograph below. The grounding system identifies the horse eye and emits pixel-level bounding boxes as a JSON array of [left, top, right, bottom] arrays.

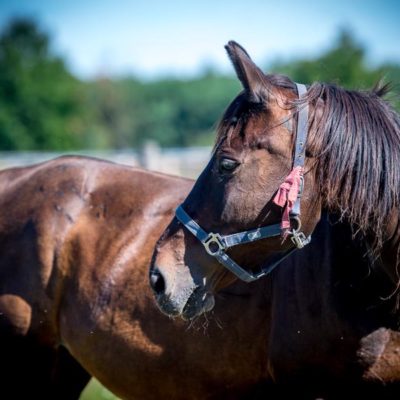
[[219, 158, 239, 173]]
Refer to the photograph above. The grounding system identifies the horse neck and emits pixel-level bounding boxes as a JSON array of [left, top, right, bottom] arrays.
[[268, 212, 399, 382], [273, 212, 397, 328], [268, 213, 391, 377], [273, 214, 365, 315]]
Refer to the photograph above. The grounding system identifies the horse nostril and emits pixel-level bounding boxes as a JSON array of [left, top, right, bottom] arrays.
[[149, 269, 166, 295]]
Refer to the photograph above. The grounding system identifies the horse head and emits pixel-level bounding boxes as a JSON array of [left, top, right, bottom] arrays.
[[150, 41, 323, 319], [151, 39, 400, 320]]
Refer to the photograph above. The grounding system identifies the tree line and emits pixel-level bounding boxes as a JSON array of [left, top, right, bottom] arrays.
[[0, 18, 399, 151]]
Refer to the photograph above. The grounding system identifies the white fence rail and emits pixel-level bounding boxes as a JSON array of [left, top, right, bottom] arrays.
[[0, 143, 212, 179]]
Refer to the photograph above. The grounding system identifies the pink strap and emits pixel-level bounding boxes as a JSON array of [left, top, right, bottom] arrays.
[[273, 166, 303, 230]]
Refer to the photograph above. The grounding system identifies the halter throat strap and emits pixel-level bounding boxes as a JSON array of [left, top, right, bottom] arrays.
[[175, 82, 311, 283]]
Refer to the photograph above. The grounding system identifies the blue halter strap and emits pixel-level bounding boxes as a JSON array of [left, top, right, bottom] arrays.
[[175, 83, 311, 283]]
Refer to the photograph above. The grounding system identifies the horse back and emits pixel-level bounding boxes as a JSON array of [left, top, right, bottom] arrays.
[[0, 155, 192, 343]]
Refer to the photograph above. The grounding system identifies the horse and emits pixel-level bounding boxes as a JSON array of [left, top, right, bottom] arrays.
[[2, 157, 398, 400], [150, 41, 400, 392], [0, 155, 278, 399]]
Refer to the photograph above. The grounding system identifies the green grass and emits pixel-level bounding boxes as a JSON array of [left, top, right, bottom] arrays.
[[80, 379, 121, 400]]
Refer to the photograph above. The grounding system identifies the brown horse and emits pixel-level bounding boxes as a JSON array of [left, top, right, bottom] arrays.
[[0, 155, 277, 399], [2, 156, 399, 400], [150, 42, 400, 392]]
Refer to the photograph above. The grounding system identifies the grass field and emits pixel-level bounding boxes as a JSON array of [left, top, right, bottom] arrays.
[[80, 379, 121, 400]]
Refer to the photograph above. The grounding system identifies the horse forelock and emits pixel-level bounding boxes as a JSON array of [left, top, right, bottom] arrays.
[[306, 82, 400, 252], [214, 74, 297, 152]]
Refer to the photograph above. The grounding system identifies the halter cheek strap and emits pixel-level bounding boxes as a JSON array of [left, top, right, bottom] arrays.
[[174, 83, 311, 283], [273, 83, 309, 226]]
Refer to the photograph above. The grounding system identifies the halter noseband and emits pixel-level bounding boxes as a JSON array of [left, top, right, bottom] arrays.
[[175, 83, 311, 283]]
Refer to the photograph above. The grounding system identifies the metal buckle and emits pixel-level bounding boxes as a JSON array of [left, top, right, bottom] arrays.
[[202, 233, 225, 256], [289, 215, 310, 249], [290, 230, 308, 249]]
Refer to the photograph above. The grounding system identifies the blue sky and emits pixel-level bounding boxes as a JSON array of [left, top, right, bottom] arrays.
[[0, 0, 399, 79]]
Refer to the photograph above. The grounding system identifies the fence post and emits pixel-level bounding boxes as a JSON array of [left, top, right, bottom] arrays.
[[140, 140, 162, 171]]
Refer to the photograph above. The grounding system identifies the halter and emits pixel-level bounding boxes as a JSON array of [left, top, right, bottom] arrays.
[[175, 83, 311, 283]]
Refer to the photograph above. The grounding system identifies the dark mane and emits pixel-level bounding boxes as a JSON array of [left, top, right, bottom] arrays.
[[306, 82, 400, 250]]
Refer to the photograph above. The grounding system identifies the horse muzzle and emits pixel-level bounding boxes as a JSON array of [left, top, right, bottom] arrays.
[[150, 265, 215, 320], [181, 288, 215, 320]]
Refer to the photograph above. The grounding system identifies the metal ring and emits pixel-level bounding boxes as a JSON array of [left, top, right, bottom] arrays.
[[290, 215, 302, 233], [203, 233, 225, 256]]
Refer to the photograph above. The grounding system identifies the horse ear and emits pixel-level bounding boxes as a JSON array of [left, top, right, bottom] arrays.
[[225, 41, 269, 103]]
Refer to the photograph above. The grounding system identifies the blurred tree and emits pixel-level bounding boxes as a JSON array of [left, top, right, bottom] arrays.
[[126, 75, 240, 147], [0, 18, 89, 150], [270, 29, 398, 90], [85, 78, 131, 149], [87, 73, 240, 148], [0, 19, 398, 151]]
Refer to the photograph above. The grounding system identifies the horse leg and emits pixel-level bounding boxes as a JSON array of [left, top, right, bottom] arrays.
[[0, 335, 90, 399]]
